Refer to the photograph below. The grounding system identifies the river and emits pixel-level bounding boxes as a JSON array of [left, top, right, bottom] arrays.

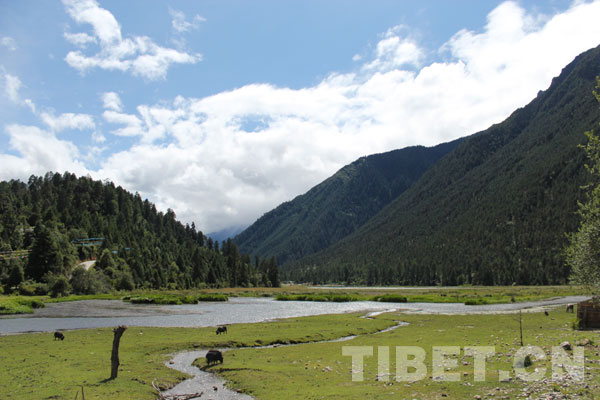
[[0, 295, 588, 335]]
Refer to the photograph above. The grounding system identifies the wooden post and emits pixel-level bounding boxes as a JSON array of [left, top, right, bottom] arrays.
[[110, 325, 127, 380], [519, 310, 523, 346]]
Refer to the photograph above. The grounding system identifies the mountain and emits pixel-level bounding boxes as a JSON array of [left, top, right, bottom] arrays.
[[284, 44, 600, 285], [234, 139, 461, 265], [208, 225, 248, 243], [0, 173, 279, 294]]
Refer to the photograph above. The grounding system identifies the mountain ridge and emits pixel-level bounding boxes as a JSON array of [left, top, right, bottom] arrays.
[[234, 139, 462, 265], [282, 44, 600, 285]]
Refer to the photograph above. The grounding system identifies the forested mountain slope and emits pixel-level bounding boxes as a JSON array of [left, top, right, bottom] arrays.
[[285, 44, 600, 286], [0, 173, 279, 294], [235, 140, 461, 265]]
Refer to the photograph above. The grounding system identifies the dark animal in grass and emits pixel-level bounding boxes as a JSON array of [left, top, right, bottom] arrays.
[[216, 326, 227, 335], [54, 331, 64, 341], [206, 349, 223, 365], [566, 304, 574, 313], [544, 311, 549, 316]]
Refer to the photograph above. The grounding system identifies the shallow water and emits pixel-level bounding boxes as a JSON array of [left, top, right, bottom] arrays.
[[162, 320, 410, 399], [0, 295, 589, 335]]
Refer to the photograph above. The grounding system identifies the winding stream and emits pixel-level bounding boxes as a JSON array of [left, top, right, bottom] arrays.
[[162, 316, 409, 399]]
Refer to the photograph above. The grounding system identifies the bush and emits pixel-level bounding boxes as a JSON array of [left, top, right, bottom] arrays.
[[18, 281, 48, 296], [374, 295, 408, 303], [464, 298, 489, 305], [70, 268, 111, 295], [49, 276, 71, 298], [572, 318, 586, 330], [524, 355, 533, 368], [196, 294, 228, 302], [115, 271, 135, 291]]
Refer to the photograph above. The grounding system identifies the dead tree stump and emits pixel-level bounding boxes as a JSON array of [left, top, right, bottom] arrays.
[[110, 325, 127, 380]]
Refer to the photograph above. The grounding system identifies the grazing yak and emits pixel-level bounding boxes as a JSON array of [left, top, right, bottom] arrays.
[[216, 326, 227, 335], [206, 349, 223, 365], [54, 331, 65, 341], [566, 304, 575, 313]]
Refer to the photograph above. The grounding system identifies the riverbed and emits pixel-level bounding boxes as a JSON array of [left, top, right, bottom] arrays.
[[0, 295, 588, 335]]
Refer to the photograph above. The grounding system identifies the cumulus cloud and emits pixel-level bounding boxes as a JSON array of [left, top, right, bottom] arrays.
[[4, 1, 600, 233], [363, 26, 423, 71], [170, 8, 206, 33], [1, 69, 36, 112], [96, 0, 600, 232], [4, 73, 21, 103], [0, 125, 89, 181], [101, 91, 123, 111], [102, 110, 143, 137], [62, 0, 201, 80], [40, 111, 95, 132], [64, 32, 97, 48], [1, 36, 17, 51]]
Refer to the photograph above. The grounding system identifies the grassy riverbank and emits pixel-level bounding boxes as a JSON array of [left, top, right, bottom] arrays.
[[214, 308, 600, 399], [0, 313, 394, 399], [0, 285, 591, 315], [1, 304, 598, 399], [205, 284, 591, 305]]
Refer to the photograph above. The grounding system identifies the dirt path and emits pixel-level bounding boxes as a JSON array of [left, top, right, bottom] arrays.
[[76, 260, 96, 270]]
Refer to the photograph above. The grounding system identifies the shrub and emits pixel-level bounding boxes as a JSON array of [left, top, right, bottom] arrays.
[[374, 295, 408, 303], [18, 281, 48, 296], [196, 294, 228, 302], [49, 276, 71, 298], [464, 298, 488, 305], [572, 319, 586, 330]]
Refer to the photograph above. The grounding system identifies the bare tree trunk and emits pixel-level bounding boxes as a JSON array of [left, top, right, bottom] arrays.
[[110, 325, 127, 380], [519, 310, 523, 346]]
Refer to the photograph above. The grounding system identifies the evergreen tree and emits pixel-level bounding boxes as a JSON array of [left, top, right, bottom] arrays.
[[7, 259, 25, 289], [27, 224, 61, 281]]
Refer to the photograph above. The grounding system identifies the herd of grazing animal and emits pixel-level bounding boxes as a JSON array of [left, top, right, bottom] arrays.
[[51, 303, 581, 368], [51, 325, 231, 366], [206, 326, 227, 365]]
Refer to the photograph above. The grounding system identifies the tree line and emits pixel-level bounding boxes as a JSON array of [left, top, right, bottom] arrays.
[[0, 172, 279, 296]]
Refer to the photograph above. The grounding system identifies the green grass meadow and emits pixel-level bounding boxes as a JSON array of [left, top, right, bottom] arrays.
[[0, 313, 393, 399], [0, 293, 598, 399], [215, 308, 600, 400]]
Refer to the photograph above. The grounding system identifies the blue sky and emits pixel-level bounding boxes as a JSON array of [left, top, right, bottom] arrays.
[[1, 0, 600, 235]]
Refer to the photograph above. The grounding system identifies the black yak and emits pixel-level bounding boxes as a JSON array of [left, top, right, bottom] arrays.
[[206, 349, 223, 365], [566, 304, 574, 313], [54, 331, 65, 340], [216, 326, 227, 335]]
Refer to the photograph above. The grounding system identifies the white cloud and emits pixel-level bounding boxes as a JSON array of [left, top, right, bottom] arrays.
[[62, 0, 201, 80], [0, 125, 89, 181], [102, 110, 143, 137], [92, 130, 106, 143], [364, 26, 423, 71], [64, 32, 97, 48], [4, 73, 21, 103], [1, 36, 17, 51], [1, 69, 36, 112], [4, 1, 600, 234], [101, 91, 122, 111], [63, 0, 121, 44], [96, 0, 600, 233], [40, 111, 96, 132], [170, 8, 206, 33]]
